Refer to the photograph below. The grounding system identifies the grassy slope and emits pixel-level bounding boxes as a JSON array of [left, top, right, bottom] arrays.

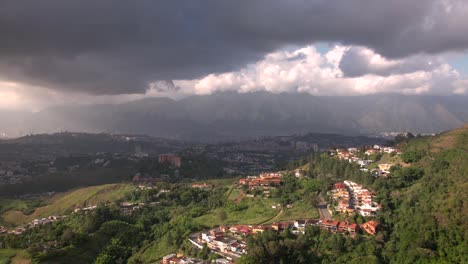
[[405, 125, 468, 228], [1, 183, 134, 226], [0, 168, 132, 197], [403, 124, 468, 153], [367, 153, 406, 169], [271, 202, 319, 223], [194, 198, 280, 227], [0, 200, 30, 216], [0, 249, 31, 264], [192, 177, 241, 186], [195, 186, 320, 227], [130, 233, 178, 263]]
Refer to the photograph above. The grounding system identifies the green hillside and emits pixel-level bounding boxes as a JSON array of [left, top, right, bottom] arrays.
[[375, 125, 468, 263], [1, 184, 134, 226], [0, 126, 466, 263]]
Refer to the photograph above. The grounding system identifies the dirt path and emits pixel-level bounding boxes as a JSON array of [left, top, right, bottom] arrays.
[[234, 190, 245, 203], [257, 208, 283, 225]]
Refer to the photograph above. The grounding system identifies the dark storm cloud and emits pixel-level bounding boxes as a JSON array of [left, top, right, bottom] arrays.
[[0, 0, 467, 94]]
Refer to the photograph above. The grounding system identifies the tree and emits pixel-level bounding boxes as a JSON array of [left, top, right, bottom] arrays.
[[94, 239, 132, 264], [401, 150, 424, 163]]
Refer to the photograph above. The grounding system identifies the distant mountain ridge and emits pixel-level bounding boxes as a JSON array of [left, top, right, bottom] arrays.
[[1, 92, 467, 141]]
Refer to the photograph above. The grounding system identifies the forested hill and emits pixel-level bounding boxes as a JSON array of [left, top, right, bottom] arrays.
[[376, 124, 468, 263]]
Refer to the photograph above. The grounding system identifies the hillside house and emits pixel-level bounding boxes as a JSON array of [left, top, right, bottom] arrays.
[[362, 220, 379, 235]]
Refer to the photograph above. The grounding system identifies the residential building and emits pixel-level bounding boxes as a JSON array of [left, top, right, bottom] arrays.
[[362, 220, 379, 235], [158, 154, 181, 168]]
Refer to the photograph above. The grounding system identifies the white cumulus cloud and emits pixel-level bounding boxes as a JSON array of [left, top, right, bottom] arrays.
[[174, 45, 466, 96]]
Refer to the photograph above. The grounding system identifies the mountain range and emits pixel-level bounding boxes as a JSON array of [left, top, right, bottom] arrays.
[[2, 92, 467, 141]]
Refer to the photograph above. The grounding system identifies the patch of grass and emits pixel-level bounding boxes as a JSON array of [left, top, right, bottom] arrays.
[[0, 249, 31, 264], [227, 189, 241, 201], [194, 197, 279, 227], [129, 233, 177, 263], [0, 200, 29, 215], [192, 177, 240, 187], [271, 201, 319, 223], [368, 153, 405, 169]]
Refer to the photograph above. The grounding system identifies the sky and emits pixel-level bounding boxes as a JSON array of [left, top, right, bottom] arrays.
[[0, 0, 468, 111]]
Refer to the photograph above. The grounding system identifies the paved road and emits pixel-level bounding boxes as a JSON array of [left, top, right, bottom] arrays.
[[317, 195, 332, 220]]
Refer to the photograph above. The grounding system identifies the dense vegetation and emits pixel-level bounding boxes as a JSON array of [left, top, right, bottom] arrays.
[[0, 184, 227, 263], [0, 126, 467, 263], [238, 127, 468, 263]]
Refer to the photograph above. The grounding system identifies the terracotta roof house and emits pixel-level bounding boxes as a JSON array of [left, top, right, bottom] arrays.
[[362, 220, 379, 235]]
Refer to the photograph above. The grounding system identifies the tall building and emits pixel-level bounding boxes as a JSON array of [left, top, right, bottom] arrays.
[[158, 154, 181, 168]]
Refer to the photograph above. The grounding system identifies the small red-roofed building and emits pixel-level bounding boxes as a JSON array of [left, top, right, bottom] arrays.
[[362, 220, 379, 235], [239, 178, 249, 185], [238, 226, 252, 235], [338, 221, 348, 233], [347, 223, 359, 235], [320, 219, 339, 232], [333, 182, 347, 191]]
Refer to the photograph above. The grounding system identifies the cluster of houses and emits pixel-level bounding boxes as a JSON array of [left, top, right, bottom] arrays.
[[320, 219, 380, 236], [197, 226, 247, 257], [161, 254, 232, 264], [238, 172, 282, 189], [2, 201, 161, 237], [192, 183, 212, 190], [319, 219, 359, 235], [0, 161, 32, 185], [334, 148, 374, 171], [0, 215, 65, 236], [330, 180, 381, 217], [28, 215, 64, 228], [333, 145, 399, 175], [2, 227, 26, 235], [161, 254, 206, 264], [73, 202, 155, 216], [73, 205, 98, 213], [194, 218, 380, 257]]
